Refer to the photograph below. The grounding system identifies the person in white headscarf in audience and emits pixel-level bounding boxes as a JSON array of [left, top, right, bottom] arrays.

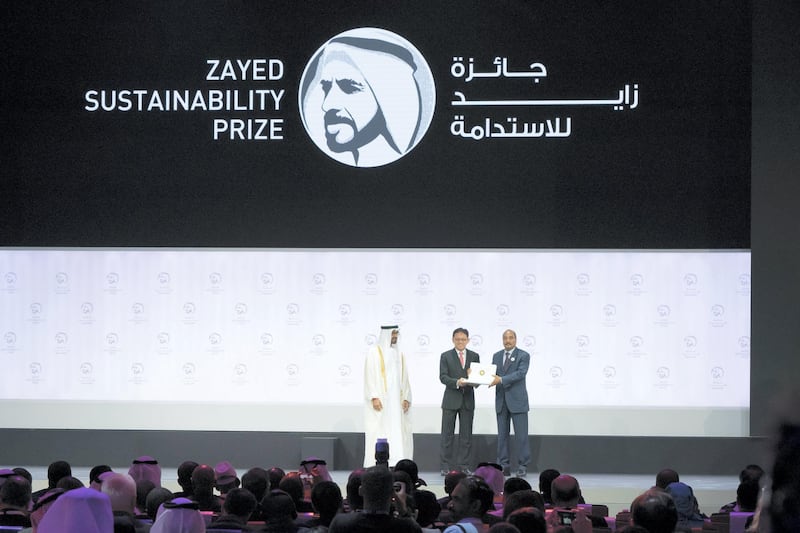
[[128, 455, 161, 487], [473, 463, 505, 500], [37, 487, 114, 533], [300, 456, 333, 483], [19, 488, 63, 532], [151, 497, 206, 533]]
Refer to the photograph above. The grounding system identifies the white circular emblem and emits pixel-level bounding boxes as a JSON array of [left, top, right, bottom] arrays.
[[299, 28, 436, 168]]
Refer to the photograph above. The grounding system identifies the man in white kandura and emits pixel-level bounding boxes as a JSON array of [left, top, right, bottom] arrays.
[[363, 325, 413, 467]]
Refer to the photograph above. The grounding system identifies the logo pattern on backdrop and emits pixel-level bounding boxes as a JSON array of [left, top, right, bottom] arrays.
[[0, 249, 750, 429]]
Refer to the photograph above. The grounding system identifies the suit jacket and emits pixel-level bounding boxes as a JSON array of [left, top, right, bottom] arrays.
[[440, 348, 480, 410], [492, 347, 530, 413]]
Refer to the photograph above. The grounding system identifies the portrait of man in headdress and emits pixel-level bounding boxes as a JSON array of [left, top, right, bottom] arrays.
[[300, 28, 435, 167]]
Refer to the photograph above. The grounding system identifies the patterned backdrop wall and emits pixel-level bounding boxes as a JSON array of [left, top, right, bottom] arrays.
[[1, 248, 750, 436]]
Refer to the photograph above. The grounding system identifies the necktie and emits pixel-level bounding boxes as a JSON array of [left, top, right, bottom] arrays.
[[458, 350, 465, 367], [503, 351, 512, 372]]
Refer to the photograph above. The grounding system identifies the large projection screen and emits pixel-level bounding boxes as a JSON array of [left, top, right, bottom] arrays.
[[2, 1, 752, 445]]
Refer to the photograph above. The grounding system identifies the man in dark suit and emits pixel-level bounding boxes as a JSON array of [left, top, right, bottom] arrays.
[[490, 329, 531, 477], [439, 327, 480, 476]]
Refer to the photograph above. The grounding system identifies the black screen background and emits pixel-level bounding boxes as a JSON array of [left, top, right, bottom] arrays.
[[2, 1, 750, 249]]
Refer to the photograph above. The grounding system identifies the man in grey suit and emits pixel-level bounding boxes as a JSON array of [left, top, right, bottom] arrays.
[[439, 327, 480, 476], [490, 329, 531, 477]]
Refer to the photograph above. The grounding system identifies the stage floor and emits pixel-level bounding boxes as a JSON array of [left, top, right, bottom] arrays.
[[17, 466, 740, 517]]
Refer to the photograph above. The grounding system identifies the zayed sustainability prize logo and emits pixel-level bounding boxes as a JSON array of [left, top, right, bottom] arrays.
[[299, 28, 436, 168]]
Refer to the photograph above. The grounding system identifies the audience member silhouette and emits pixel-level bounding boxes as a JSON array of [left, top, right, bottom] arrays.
[[22, 488, 65, 532], [414, 489, 441, 532], [56, 475, 85, 491], [502, 490, 544, 521], [269, 467, 287, 491], [507, 506, 546, 533], [437, 470, 467, 524], [740, 464, 765, 484], [280, 472, 314, 513], [550, 475, 607, 528], [173, 461, 199, 498], [31, 460, 72, 503], [443, 476, 494, 533], [767, 418, 800, 533], [328, 466, 421, 533], [0, 475, 32, 527], [616, 526, 650, 533], [735, 479, 760, 513], [665, 481, 705, 529], [145, 487, 174, 521], [473, 464, 504, 502], [243, 466, 271, 520], [504, 477, 532, 499], [394, 469, 418, 517], [150, 497, 205, 533], [343, 468, 365, 513], [487, 523, 520, 533], [261, 489, 304, 533], [630, 489, 678, 533], [101, 472, 150, 533], [12, 468, 33, 485], [301, 457, 334, 483], [0, 469, 14, 486], [209, 487, 257, 530], [654, 468, 680, 490], [309, 480, 343, 530], [720, 464, 764, 512], [90, 465, 113, 491], [537, 469, 559, 506], [190, 464, 222, 512], [215, 460, 240, 499], [483, 478, 535, 526], [395, 459, 427, 489], [38, 487, 114, 533], [13, 451, 792, 533], [136, 479, 156, 516], [129, 456, 161, 487]]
